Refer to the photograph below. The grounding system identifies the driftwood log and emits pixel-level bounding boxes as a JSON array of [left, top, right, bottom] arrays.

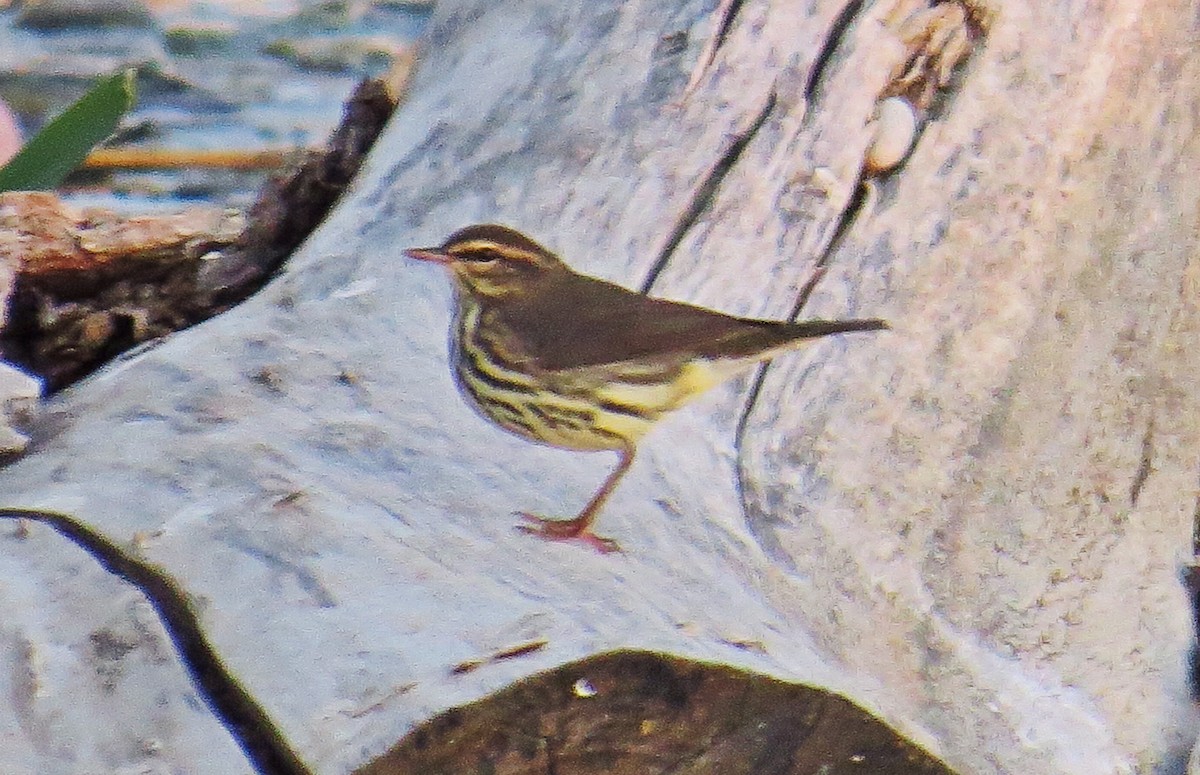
[[1, 0, 1198, 773]]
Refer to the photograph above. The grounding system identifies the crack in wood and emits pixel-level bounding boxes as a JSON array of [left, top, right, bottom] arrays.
[[731, 162, 875, 532], [1129, 418, 1154, 507], [681, 0, 748, 98], [0, 508, 313, 775], [728, 0, 879, 458], [804, 0, 868, 101], [730, 0, 986, 518], [640, 91, 777, 294], [1182, 563, 1200, 701], [791, 182, 871, 320], [1193, 472, 1200, 556], [733, 175, 871, 447]]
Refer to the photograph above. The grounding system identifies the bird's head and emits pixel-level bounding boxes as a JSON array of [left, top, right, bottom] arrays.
[[404, 224, 565, 299]]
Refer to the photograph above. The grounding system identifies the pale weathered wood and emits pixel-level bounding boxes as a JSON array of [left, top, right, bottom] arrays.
[[0, 0, 1197, 774]]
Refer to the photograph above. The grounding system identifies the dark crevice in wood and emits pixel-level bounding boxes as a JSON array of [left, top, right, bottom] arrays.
[[0, 508, 313, 775], [1129, 417, 1154, 506], [803, 0, 867, 101], [733, 178, 870, 480], [733, 372, 769, 503], [1182, 563, 1200, 701], [729, 0, 877, 459], [640, 90, 777, 294], [789, 181, 871, 320], [713, 0, 746, 53], [680, 0, 749, 98], [700, 0, 747, 70], [1193, 469, 1200, 556]]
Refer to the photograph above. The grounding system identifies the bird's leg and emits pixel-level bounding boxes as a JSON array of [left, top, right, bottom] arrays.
[[517, 445, 635, 554]]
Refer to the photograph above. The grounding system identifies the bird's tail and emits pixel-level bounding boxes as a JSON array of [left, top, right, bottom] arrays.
[[712, 317, 888, 361], [786, 318, 889, 338]]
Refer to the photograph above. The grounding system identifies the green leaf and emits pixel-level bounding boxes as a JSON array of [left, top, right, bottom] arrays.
[[0, 68, 137, 193]]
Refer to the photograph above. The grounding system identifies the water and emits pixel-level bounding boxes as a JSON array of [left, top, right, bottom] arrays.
[[0, 0, 430, 211]]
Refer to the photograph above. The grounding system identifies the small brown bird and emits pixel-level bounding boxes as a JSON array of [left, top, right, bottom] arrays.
[[405, 225, 886, 552]]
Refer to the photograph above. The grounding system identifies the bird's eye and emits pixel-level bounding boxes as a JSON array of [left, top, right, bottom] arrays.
[[463, 249, 502, 263]]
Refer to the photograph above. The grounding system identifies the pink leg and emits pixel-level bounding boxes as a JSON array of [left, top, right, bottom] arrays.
[[517, 446, 635, 553]]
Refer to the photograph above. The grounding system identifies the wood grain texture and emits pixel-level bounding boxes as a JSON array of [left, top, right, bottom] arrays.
[[0, 0, 1196, 773], [741, 2, 1200, 768]]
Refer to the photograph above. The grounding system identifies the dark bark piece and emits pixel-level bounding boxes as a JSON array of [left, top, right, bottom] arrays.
[[0, 77, 400, 391], [0, 192, 241, 388], [355, 651, 955, 775], [216, 77, 398, 298]]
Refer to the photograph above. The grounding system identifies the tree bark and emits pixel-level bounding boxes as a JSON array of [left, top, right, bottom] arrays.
[[1, 1, 1197, 774]]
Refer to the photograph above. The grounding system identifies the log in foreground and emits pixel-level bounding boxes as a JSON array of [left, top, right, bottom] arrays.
[[356, 651, 954, 775]]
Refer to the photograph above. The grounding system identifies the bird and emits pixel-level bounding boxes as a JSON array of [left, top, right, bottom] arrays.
[[404, 224, 887, 552]]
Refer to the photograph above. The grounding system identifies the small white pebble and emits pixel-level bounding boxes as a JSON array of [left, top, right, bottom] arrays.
[[865, 96, 917, 174]]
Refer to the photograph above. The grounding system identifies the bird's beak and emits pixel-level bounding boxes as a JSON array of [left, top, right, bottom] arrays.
[[403, 247, 451, 264]]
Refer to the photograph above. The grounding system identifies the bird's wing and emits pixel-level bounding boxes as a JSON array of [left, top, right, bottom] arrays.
[[495, 273, 790, 372]]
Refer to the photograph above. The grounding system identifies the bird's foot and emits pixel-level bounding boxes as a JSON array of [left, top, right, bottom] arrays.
[[515, 512, 621, 554]]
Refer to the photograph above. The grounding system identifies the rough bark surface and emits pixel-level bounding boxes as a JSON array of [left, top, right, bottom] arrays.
[[0, 1, 1197, 774]]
